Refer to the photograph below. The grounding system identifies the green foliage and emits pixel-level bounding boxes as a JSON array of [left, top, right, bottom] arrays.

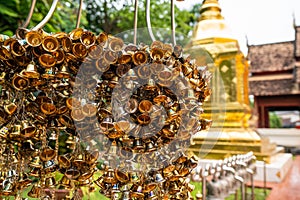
[[0, 0, 87, 36], [85, 0, 198, 45], [269, 112, 282, 128]]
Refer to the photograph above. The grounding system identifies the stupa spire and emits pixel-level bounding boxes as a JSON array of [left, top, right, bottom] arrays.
[[199, 0, 224, 21]]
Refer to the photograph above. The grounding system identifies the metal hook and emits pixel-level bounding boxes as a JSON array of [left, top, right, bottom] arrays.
[[146, 0, 156, 42], [32, 0, 59, 31], [76, 0, 84, 29], [133, 0, 139, 45], [22, 0, 37, 28]]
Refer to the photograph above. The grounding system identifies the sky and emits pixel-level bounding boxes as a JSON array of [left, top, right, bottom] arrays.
[[175, 0, 300, 54]]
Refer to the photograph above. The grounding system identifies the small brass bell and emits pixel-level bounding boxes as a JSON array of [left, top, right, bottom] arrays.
[[15, 27, 28, 39], [20, 120, 36, 138], [22, 63, 40, 79], [109, 37, 124, 52], [40, 102, 57, 115], [103, 168, 116, 184], [58, 155, 71, 168], [100, 117, 114, 132], [40, 147, 56, 162], [69, 28, 83, 40], [0, 126, 9, 139], [133, 51, 148, 66], [45, 176, 56, 188], [10, 39, 26, 56], [72, 43, 88, 58], [65, 168, 81, 180], [138, 99, 153, 113], [80, 31, 96, 47], [38, 53, 56, 68], [42, 36, 59, 52], [26, 31, 43, 47], [56, 64, 71, 79], [61, 36, 73, 52], [59, 175, 73, 190], [12, 74, 29, 91], [130, 184, 144, 198], [150, 48, 164, 61]]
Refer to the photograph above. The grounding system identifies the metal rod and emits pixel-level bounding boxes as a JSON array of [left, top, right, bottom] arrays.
[[133, 0, 138, 45], [171, 0, 176, 46], [264, 160, 267, 197], [146, 0, 156, 42], [22, 0, 37, 28], [32, 0, 59, 31], [76, 0, 83, 28]]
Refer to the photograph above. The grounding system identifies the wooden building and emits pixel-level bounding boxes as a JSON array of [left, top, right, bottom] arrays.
[[248, 26, 300, 128]]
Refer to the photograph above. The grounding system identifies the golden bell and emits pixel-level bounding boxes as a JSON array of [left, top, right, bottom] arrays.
[[0, 126, 8, 139], [151, 40, 163, 49], [137, 64, 152, 79], [109, 38, 124, 52], [95, 57, 110, 72], [26, 31, 43, 47], [40, 147, 56, 162], [100, 117, 114, 132], [124, 98, 138, 114], [132, 138, 144, 151], [45, 176, 56, 188], [29, 155, 43, 168], [133, 51, 148, 66], [115, 120, 130, 133], [58, 155, 71, 168], [9, 124, 22, 139], [143, 182, 157, 193], [66, 97, 81, 109], [10, 39, 26, 56], [85, 150, 99, 165], [69, 28, 83, 40], [137, 113, 151, 125], [173, 44, 182, 58], [118, 54, 132, 65], [154, 171, 165, 183], [97, 32, 108, 45], [15, 27, 28, 39], [2, 180, 13, 196], [21, 120, 36, 138], [22, 63, 40, 79], [42, 67, 55, 79], [42, 36, 59, 52], [82, 103, 97, 117], [115, 169, 129, 183], [104, 50, 117, 64], [163, 43, 173, 58], [72, 43, 88, 58], [146, 190, 158, 200], [88, 45, 103, 59], [4, 102, 17, 115], [12, 74, 29, 91], [39, 53, 56, 68], [65, 168, 81, 180], [80, 31, 96, 47], [40, 102, 57, 115], [103, 168, 117, 184], [0, 47, 10, 61], [158, 68, 172, 82], [145, 140, 156, 152], [56, 64, 71, 79], [169, 181, 180, 195], [70, 107, 85, 121], [52, 49, 65, 64], [28, 184, 42, 198], [150, 48, 164, 61], [61, 36, 73, 52], [130, 184, 144, 198], [59, 175, 73, 189], [138, 100, 153, 113]]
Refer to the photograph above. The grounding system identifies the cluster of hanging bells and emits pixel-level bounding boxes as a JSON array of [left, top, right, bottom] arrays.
[[0, 26, 211, 199]]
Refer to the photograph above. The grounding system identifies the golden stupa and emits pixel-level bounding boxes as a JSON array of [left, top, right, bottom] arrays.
[[187, 0, 277, 162]]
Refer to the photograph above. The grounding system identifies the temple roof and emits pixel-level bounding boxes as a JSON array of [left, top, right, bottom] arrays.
[[249, 78, 297, 96], [247, 41, 296, 73]]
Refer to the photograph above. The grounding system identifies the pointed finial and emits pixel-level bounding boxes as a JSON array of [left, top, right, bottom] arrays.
[[199, 0, 224, 21]]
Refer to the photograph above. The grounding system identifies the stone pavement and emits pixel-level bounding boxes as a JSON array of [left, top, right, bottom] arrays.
[[266, 156, 300, 200]]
